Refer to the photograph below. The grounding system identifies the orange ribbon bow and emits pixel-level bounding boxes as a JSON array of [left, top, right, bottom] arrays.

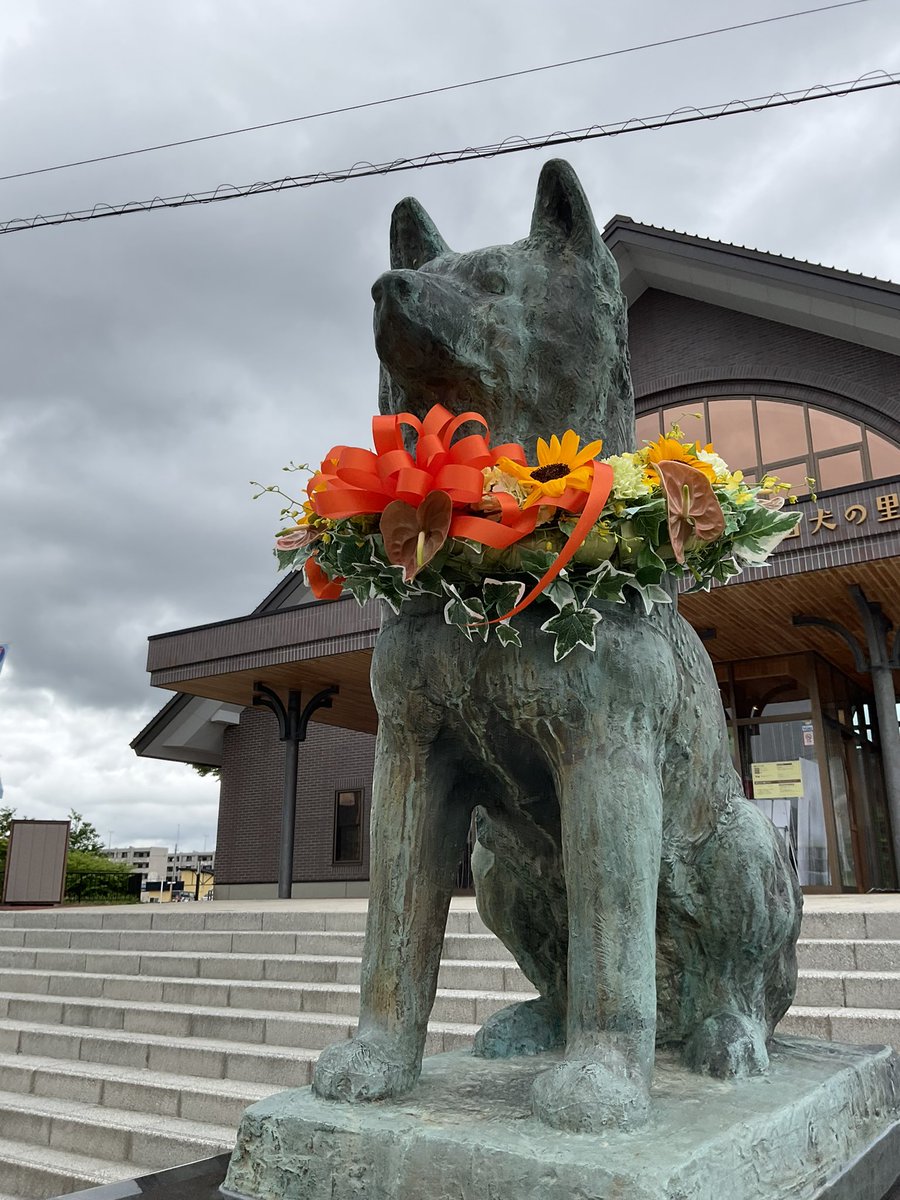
[[306, 404, 614, 619], [309, 403, 538, 550]]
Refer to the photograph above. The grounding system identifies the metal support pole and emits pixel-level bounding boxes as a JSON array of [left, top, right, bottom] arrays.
[[279, 733, 300, 900], [253, 683, 339, 901], [850, 586, 900, 880]]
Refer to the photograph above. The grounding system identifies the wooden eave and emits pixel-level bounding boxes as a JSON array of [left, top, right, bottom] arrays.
[[681, 557, 900, 689], [146, 597, 380, 734]]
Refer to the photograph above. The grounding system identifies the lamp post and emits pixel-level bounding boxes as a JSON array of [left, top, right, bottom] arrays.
[[253, 683, 339, 900]]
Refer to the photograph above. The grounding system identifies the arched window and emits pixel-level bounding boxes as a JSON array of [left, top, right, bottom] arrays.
[[635, 397, 900, 495]]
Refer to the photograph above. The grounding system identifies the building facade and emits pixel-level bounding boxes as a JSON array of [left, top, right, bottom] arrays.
[[105, 845, 170, 888], [134, 220, 900, 898]]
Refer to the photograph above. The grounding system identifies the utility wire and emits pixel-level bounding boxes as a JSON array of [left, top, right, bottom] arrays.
[[1, 71, 896, 237], [0, 0, 875, 186]]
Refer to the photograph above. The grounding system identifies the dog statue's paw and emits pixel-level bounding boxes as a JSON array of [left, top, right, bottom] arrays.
[[312, 1035, 419, 1102], [682, 1011, 769, 1078], [531, 1055, 651, 1133], [473, 998, 565, 1059]]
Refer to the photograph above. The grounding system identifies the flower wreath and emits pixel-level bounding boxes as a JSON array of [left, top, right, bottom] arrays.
[[261, 404, 802, 661]]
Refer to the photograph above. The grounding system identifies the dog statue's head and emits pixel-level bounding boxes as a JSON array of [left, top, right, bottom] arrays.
[[373, 159, 634, 455]]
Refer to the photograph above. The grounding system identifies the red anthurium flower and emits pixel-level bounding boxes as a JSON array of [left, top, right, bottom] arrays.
[[380, 490, 453, 582], [653, 459, 726, 564], [305, 555, 344, 600]]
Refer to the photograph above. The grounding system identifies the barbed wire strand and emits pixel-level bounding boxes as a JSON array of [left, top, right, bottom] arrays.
[[0, 0, 876, 186], [2, 71, 896, 237]]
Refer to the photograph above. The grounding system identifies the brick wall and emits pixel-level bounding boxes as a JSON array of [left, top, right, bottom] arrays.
[[215, 706, 375, 886], [628, 290, 900, 439]]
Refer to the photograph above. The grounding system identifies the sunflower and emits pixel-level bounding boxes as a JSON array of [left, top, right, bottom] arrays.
[[497, 430, 603, 509], [643, 436, 717, 486]]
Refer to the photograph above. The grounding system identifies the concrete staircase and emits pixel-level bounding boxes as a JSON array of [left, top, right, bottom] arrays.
[[0, 901, 897, 1199]]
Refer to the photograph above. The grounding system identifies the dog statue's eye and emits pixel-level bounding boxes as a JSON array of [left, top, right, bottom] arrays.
[[482, 272, 507, 296]]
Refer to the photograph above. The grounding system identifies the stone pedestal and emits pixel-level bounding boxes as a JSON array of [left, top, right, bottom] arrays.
[[222, 1038, 900, 1200]]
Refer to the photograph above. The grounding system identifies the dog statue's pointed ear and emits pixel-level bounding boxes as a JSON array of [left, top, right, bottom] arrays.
[[390, 197, 450, 270], [529, 159, 602, 260]]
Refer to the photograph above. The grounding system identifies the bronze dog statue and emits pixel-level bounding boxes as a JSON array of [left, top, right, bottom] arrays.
[[313, 159, 801, 1133]]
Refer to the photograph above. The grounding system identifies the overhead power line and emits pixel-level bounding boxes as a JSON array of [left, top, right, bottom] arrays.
[[1, 71, 896, 237], [0, 0, 875, 186]]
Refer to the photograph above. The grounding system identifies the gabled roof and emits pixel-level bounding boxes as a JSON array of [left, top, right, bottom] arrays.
[[130, 692, 242, 766], [250, 570, 311, 614], [602, 217, 900, 355]]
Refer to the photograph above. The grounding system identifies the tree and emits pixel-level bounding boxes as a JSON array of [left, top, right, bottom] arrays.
[[190, 763, 221, 780], [0, 805, 13, 884], [66, 810, 106, 854]]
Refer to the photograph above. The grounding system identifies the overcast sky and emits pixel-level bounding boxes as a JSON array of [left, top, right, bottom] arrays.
[[1, 0, 898, 854]]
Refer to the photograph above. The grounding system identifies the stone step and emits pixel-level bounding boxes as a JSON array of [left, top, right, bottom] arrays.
[[0, 969, 538, 1022], [0, 945, 377, 982], [0, 1051, 277, 1129], [794, 969, 900, 1009], [0, 927, 514, 964], [0, 955, 533, 995], [796, 938, 900, 972], [777, 1005, 900, 1047], [0, 1136, 123, 1198], [3, 903, 898, 940], [5, 961, 899, 1020], [0, 1016, 316, 1088], [0, 1014, 476, 1085], [0, 939, 895, 994], [0, 1088, 233, 1170], [796, 910, 900, 941], [0, 991, 359, 1051], [0, 908, 487, 936]]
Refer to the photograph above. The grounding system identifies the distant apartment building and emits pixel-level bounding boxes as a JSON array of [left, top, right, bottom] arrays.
[[106, 845, 169, 885], [166, 851, 216, 881], [106, 845, 216, 893]]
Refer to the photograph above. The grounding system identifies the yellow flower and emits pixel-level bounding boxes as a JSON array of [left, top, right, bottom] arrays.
[[643, 436, 717, 485], [497, 430, 603, 510]]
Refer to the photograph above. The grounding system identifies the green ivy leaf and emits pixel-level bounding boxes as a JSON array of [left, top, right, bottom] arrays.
[[539, 604, 602, 662], [519, 547, 556, 577], [463, 595, 490, 642], [636, 544, 667, 575], [496, 622, 522, 648], [585, 559, 630, 603], [442, 586, 488, 641], [334, 536, 378, 574], [343, 576, 375, 606], [482, 578, 526, 615], [625, 580, 673, 615], [275, 547, 310, 573], [545, 578, 576, 611]]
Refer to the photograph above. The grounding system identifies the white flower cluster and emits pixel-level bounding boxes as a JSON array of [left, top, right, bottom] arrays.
[[604, 453, 652, 500], [696, 448, 730, 481]]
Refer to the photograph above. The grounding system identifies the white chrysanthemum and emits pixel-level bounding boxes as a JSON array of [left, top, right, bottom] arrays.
[[697, 448, 730, 481], [605, 453, 652, 500]]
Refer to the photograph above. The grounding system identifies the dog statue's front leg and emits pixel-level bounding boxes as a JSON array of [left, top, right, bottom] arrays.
[[531, 738, 662, 1133], [313, 719, 470, 1103]]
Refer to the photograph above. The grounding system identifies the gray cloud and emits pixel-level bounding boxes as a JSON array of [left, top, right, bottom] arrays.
[[1, 0, 898, 848]]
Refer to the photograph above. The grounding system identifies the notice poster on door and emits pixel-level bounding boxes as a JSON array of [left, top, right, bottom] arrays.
[[751, 760, 803, 799]]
